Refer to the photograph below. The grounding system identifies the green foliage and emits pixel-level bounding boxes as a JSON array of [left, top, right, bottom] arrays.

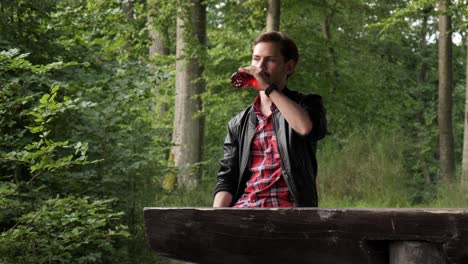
[[0, 195, 129, 264], [0, 0, 62, 63], [1, 1, 164, 262], [1, 0, 468, 263], [3, 85, 92, 174], [375, 0, 468, 33], [317, 128, 412, 208], [0, 48, 86, 181], [373, 0, 437, 33]]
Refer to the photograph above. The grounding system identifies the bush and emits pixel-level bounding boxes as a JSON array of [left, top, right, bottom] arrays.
[[0, 195, 129, 264]]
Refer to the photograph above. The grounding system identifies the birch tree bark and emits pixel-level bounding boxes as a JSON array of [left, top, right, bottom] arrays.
[[438, 0, 455, 182], [171, 0, 206, 190], [266, 0, 280, 32]]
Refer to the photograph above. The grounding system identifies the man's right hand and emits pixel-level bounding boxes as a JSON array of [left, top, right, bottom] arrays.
[[213, 191, 233, 207]]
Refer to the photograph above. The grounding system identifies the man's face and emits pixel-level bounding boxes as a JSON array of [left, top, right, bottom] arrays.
[[251, 41, 294, 87]]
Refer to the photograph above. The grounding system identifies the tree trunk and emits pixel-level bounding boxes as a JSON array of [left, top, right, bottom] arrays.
[[322, 8, 339, 94], [121, 0, 134, 20], [438, 0, 454, 182], [121, 0, 134, 50], [266, 0, 280, 32], [147, 0, 170, 57], [417, 12, 432, 189], [462, 36, 468, 189], [148, 22, 169, 57], [148, 0, 170, 119], [121, 1, 138, 261], [171, 0, 206, 190]]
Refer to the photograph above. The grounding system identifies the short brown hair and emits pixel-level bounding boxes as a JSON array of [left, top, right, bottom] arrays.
[[253, 31, 299, 64]]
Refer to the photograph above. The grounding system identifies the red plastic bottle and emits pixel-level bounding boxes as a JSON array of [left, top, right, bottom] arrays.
[[230, 71, 256, 88]]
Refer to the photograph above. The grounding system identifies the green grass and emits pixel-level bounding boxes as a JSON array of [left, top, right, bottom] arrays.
[[317, 128, 412, 208], [153, 178, 214, 207], [154, 127, 468, 209], [317, 127, 468, 209], [417, 182, 468, 208]]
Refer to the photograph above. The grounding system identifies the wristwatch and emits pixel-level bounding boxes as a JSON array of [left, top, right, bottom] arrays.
[[265, 83, 278, 97]]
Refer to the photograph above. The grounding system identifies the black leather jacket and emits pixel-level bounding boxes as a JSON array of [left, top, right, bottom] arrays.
[[214, 88, 327, 207]]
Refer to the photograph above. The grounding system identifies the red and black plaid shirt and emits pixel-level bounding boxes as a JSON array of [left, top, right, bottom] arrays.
[[233, 96, 296, 208]]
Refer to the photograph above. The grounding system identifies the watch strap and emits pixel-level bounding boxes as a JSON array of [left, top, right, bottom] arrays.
[[265, 84, 277, 97]]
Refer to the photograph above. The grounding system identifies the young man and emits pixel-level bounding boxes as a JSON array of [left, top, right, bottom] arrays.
[[213, 32, 327, 208]]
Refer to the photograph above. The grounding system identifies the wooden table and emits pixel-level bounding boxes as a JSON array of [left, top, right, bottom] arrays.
[[144, 208, 468, 264]]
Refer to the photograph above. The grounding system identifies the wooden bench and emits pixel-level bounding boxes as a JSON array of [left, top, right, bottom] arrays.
[[144, 208, 468, 264]]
